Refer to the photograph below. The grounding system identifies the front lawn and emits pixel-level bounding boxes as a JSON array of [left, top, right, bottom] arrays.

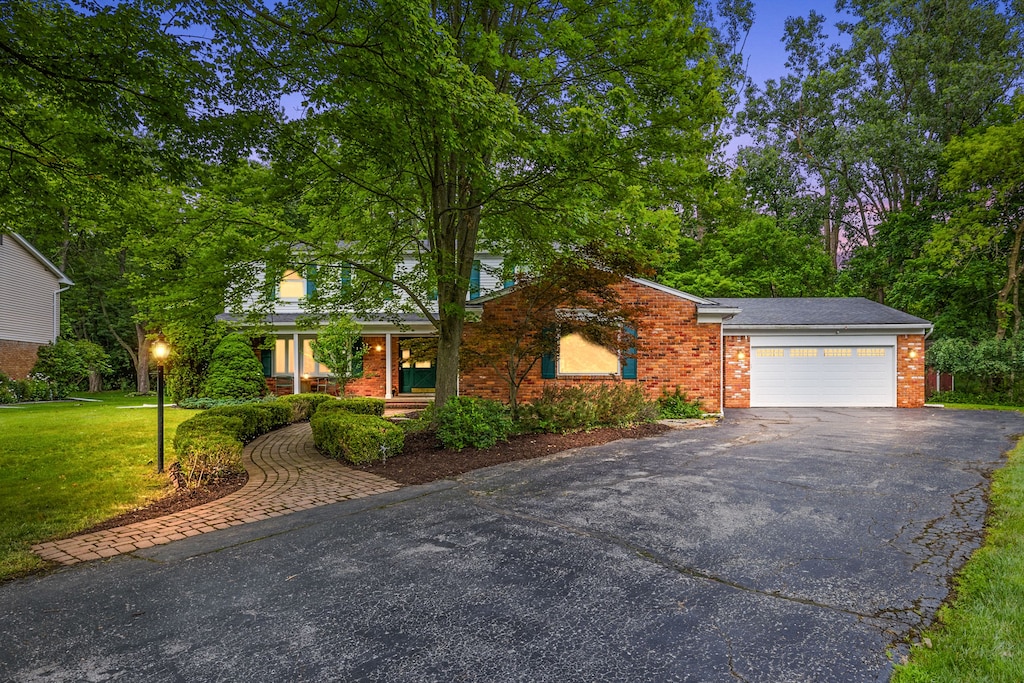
[[893, 406, 1024, 682], [0, 392, 191, 580]]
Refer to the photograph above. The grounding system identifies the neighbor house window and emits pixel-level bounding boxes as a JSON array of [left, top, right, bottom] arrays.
[[557, 333, 619, 375], [278, 269, 306, 300]]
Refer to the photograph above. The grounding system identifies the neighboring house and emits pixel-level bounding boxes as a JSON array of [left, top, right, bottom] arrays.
[[237, 262, 932, 411], [0, 233, 74, 379]]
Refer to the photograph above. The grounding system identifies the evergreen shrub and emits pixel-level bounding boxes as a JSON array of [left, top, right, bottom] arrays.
[[199, 334, 267, 400], [435, 396, 514, 450], [311, 410, 404, 465], [276, 393, 339, 421]]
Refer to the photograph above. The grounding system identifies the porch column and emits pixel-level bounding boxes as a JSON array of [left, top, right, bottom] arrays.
[[292, 332, 301, 395], [384, 332, 392, 399]]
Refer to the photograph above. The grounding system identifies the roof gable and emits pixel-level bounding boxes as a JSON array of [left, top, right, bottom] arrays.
[[4, 233, 73, 286]]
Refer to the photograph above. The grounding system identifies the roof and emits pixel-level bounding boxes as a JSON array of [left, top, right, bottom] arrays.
[[5, 232, 73, 286], [712, 297, 931, 328]]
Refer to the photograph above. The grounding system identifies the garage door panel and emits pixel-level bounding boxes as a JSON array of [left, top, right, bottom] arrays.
[[750, 340, 895, 407]]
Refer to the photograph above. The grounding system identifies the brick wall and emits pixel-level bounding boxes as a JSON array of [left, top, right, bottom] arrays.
[[345, 336, 388, 397], [0, 339, 42, 379], [460, 280, 723, 412], [723, 335, 750, 408], [896, 334, 926, 408]]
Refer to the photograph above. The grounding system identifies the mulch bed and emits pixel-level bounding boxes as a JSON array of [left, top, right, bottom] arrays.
[[356, 422, 672, 485], [68, 422, 673, 535]]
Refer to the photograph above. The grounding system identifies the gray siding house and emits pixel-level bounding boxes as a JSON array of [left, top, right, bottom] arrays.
[[0, 233, 73, 378]]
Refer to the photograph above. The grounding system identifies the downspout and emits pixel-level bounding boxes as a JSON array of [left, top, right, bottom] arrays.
[[720, 323, 725, 417], [53, 286, 71, 341]]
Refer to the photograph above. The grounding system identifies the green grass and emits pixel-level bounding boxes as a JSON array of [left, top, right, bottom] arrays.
[[0, 392, 191, 579], [893, 405, 1024, 682]]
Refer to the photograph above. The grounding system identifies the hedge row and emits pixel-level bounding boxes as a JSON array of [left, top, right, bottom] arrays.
[[311, 408, 404, 465], [173, 394, 394, 487]]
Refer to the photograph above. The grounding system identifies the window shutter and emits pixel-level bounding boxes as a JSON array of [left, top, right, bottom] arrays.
[[350, 338, 364, 377], [260, 350, 273, 378], [470, 260, 481, 299], [340, 266, 352, 291], [622, 326, 638, 380], [305, 265, 317, 298], [541, 326, 556, 378]]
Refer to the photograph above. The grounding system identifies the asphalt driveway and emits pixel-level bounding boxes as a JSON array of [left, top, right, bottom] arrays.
[[2, 408, 1021, 682]]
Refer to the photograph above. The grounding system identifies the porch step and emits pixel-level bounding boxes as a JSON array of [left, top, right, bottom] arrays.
[[385, 396, 433, 410]]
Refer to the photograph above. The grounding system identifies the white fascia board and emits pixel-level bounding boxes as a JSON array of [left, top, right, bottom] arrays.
[[724, 324, 934, 336], [626, 277, 718, 305], [10, 232, 74, 285], [696, 307, 742, 324]]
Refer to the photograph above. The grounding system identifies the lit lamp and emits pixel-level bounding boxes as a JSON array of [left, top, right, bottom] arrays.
[[152, 338, 170, 474]]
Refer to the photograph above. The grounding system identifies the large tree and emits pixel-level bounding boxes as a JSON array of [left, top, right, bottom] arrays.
[[202, 0, 729, 408], [740, 0, 1023, 270]]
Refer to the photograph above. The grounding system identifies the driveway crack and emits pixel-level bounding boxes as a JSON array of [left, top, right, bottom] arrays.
[[466, 493, 897, 625]]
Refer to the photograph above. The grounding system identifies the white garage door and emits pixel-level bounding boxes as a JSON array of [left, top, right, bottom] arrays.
[[750, 338, 896, 407]]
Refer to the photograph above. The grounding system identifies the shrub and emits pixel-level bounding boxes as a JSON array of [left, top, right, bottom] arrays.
[[335, 397, 385, 416], [436, 396, 514, 450], [31, 338, 97, 398], [521, 383, 658, 433], [657, 386, 704, 419], [172, 402, 292, 487], [277, 393, 340, 421], [0, 373, 55, 403], [0, 374, 16, 404], [164, 320, 226, 403], [199, 334, 267, 400], [176, 396, 270, 410], [311, 410, 404, 465]]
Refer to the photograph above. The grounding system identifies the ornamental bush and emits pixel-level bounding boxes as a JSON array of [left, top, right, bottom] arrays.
[[314, 396, 386, 417], [199, 334, 267, 400], [522, 383, 658, 433], [311, 410, 404, 465], [435, 396, 514, 450], [657, 386, 704, 419], [276, 393, 340, 421]]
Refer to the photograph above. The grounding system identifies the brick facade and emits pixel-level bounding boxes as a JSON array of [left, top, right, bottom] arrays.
[[460, 279, 724, 412], [896, 334, 926, 408], [723, 335, 751, 409], [0, 339, 42, 379]]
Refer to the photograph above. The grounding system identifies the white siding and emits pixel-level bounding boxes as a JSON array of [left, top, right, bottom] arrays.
[[0, 236, 62, 344]]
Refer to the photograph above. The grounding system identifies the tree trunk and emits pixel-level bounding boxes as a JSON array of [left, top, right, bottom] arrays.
[[434, 315, 464, 410], [995, 217, 1024, 340], [136, 324, 151, 394], [88, 370, 103, 393]]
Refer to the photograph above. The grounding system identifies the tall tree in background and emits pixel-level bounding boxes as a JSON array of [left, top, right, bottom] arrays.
[[741, 0, 1023, 271], [202, 0, 729, 409]]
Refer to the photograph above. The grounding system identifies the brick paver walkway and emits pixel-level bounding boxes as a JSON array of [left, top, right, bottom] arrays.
[[33, 422, 401, 566]]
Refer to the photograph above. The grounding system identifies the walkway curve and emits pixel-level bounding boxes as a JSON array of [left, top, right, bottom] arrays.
[[32, 422, 401, 566]]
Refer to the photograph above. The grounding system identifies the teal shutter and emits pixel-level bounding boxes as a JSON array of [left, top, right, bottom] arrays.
[[260, 350, 273, 377], [305, 265, 317, 298], [470, 260, 481, 299], [340, 266, 352, 291], [541, 325, 556, 378], [351, 338, 364, 377], [622, 326, 638, 379]]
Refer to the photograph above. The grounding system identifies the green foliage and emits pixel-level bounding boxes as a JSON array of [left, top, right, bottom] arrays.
[[31, 338, 109, 398], [276, 393, 340, 421], [176, 396, 271, 410], [310, 411, 404, 465], [0, 373, 56, 404], [521, 384, 658, 434], [199, 334, 268, 400], [309, 315, 366, 391], [435, 397, 515, 451], [172, 401, 292, 487], [657, 386, 705, 419], [928, 390, 1024, 408], [165, 321, 227, 403], [333, 397, 385, 417]]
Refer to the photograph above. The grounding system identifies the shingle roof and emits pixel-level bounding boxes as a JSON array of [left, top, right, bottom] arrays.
[[712, 297, 931, 327]]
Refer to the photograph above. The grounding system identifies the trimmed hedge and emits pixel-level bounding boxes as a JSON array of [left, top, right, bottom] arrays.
[[315, 396, 385, 417], [276, 393, 341, 422], [173, 402, 292, 488], [311, 410, 404, 465]]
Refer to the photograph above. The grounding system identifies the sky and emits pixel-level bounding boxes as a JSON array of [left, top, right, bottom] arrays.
[[743, 1, 847, 86]]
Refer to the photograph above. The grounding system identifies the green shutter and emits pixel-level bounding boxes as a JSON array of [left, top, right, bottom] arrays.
[[541, 325, 556, 378], [341, 266, 352, 290], [305, 265, 317, 298], [470, 260, 481, 299], [622, 326, 638, 379], [260, 350, 273, 377], [351, 338, 364, 377]]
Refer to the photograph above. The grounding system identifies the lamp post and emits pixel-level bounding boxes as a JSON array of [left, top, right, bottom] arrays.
[[152, 338, 170, 473]]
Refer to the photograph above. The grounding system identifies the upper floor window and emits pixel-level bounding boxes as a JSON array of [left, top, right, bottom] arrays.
[[279, 269, 306, 300]]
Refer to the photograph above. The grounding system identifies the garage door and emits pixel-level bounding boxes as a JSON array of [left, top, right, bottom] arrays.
[[750, 341, 895, 407]]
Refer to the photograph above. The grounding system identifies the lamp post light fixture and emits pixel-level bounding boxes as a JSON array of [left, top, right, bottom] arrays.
[[152, 338, 170, 473]]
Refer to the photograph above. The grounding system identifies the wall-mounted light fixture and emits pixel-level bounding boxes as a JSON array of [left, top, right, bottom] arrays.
[[909, 350, 918, 359], [737, 351, 745, 360], [374, 344, 383, 352]]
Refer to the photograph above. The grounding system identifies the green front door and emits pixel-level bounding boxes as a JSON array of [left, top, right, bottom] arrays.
[[399, 349, 436, 393]]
